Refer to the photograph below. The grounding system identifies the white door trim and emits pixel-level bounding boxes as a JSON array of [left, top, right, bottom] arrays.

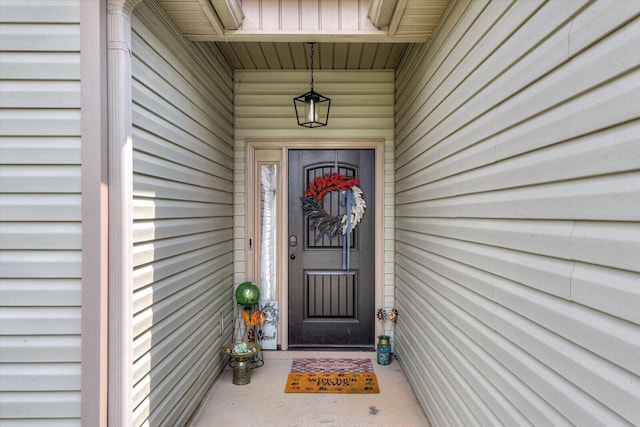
[[245, 139, 385, 350]]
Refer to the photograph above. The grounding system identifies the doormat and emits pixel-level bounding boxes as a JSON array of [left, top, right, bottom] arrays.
[[285, 358, 379, 394], [291, 357, 375, 373]]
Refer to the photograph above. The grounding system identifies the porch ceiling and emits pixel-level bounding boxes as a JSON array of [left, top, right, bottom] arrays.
[[155, 0, 451, 70]]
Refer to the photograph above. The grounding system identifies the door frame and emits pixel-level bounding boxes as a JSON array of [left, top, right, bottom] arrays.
[[245, 139, 385, 350]]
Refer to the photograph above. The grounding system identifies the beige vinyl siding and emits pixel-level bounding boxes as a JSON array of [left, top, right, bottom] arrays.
[[131, 2, 234, 426], [0, 0, 82, 425], [395, 1, 640, 426], [233, 69, 397, 318]]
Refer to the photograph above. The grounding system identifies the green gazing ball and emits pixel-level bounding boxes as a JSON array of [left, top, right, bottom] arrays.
[[235, 282, 260, 306]]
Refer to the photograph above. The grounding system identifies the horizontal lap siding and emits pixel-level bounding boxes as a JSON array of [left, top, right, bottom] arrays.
[[233, 69, 396, 313], [0, 1, 81, 425], [131, 2, 234, 426], [395, 1, 640, 426]]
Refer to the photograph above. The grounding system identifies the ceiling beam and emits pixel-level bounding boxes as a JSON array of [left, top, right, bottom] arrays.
[[368, 0, 398, 29], [186, 31, 429, 43], [211, 0, 244, 29]]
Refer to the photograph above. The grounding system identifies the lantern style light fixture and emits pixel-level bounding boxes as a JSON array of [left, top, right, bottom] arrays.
[[293, 42, 331, 128]]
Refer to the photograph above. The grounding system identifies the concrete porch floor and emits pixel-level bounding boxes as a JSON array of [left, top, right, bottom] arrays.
[[190, 350, 430, 427]]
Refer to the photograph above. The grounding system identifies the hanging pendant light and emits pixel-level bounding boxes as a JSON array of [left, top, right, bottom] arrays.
[[293, 43, 331, 128]]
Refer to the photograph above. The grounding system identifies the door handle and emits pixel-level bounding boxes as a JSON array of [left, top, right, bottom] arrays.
[[290, 253, 296, 260]]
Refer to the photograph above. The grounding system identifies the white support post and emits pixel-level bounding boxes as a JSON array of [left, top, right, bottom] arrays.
[[106, 1, 141, 425]]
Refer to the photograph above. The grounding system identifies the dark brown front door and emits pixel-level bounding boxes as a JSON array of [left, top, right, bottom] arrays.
[[288, 149, 375, 348]]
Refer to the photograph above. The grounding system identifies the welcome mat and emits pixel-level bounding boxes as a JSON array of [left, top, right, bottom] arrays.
[[285, 358, 379, 394]]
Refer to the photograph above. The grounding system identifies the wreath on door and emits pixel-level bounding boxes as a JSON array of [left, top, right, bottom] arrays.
[[302, 173, 366, 240]]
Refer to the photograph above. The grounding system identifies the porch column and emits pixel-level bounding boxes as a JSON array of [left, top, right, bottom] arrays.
[[106, 1, 141, 426]]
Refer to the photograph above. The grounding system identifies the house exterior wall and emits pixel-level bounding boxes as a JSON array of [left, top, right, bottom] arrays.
[[0, 1, 83, 424], [233, 69, 397, 341], [394, 1, 640, 426], [130, 2, 234, 426]]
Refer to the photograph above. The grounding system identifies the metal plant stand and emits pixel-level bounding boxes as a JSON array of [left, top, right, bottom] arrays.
[[232, 303, 264, 368], [221, 342, 262, 385]]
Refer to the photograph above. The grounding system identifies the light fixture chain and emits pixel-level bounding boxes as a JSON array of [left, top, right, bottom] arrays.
[[310, 43, 315, 90]]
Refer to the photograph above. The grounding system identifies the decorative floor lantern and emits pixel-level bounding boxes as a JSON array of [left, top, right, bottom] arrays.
[[293, 42, 331, 128], [377, 335, 391, 365]]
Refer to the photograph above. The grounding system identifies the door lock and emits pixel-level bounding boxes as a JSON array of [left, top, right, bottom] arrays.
[[290, 253, 296, 260]]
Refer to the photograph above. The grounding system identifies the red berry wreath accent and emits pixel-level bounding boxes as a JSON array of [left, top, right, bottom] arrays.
[[302, 173, 366, 239]]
